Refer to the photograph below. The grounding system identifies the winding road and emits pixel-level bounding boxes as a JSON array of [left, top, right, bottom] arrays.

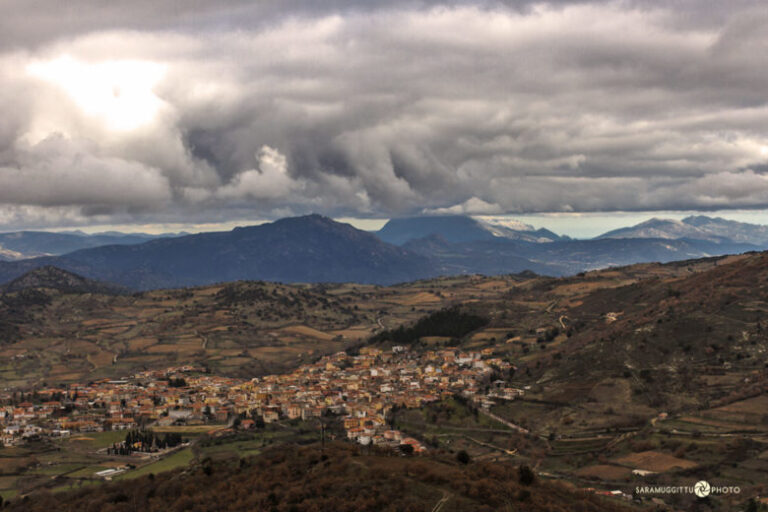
[[431, 491, 451, 512]]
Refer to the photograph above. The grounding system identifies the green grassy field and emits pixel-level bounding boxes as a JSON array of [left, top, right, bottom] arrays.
[[0, 488, 18, 501], [115, 448, 194, 480], [68, 430, 128, 449], [390, 397, 531, 461], [153, 424, 228, 434], [0, 421, 326, 501], [395, 397, 511, 432], [23, 463, 84, 476]]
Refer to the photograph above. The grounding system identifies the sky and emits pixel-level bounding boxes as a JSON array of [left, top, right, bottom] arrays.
[[1, 0, 768, 234]]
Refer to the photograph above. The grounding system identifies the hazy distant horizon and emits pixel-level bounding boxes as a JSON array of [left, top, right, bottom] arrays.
[[6, 208, 764, 240]]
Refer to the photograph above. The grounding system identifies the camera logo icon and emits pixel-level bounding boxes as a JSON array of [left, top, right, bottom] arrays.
[[694, 481, 711, 498]]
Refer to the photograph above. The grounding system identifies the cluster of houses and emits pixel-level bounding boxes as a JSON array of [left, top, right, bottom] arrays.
[[1, 347, 518, 450], [230, 346, 515, 450]]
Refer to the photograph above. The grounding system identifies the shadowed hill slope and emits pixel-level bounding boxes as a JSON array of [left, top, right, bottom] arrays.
[[483, 252, 768, 414], [8, 443, 634, 512]]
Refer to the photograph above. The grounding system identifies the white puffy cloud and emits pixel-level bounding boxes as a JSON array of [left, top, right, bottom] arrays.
[[217, 145, 300, 200], [424, 198, 504, 215]]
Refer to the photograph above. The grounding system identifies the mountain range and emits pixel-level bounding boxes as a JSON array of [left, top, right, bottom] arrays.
[[0, 214, 767, 290], [0, 215, 433, 289], [376, 215, 565, 245], [0, 230, 174, 261], [402, 233, 758, 277], [597, 215, 768, 245]]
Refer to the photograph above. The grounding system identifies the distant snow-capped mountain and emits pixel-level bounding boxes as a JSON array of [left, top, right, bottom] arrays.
[[376, 215, 565, 245], [597, 216, 768, 246]]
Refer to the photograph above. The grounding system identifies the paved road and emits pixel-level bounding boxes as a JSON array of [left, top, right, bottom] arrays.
[[464, 435, 518, 456], [197, 330, 209, 349], [479, 409, 529, 434], [431, 491, 451, 512]]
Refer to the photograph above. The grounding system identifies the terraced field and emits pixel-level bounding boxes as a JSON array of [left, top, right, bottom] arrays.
[[0, 422, 320, 498], [0, 275, 533, 388]]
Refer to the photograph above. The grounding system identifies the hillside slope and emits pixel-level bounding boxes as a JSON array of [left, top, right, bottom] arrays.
[[439, 251, 768, 419], [0, 273, 539, 387], [9, 443, 633, 512], [540, 252, 768, 407]]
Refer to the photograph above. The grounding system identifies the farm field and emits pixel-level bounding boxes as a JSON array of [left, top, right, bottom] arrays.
[[0, 254, 737, 390], [612, 450, 698, 472], [0, 274, 539, 388], [112, 448, 193, 481], [0, 422, 318, 498]]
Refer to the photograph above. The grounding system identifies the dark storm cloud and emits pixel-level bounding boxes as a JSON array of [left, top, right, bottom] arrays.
[[1, 0, 767, 228]]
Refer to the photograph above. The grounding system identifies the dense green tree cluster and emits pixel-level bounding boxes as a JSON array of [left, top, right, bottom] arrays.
[[370, 306, 488, 345], [107, 428, 183, 455], [167, 377, 187, 388]]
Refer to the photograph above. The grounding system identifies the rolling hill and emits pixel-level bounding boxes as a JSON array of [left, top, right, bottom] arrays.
[[0, 270, 539, 387], [0, 266, 127, 295]]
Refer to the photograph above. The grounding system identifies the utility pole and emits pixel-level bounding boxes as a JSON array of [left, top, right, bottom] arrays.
[[320, 422, 326, 454]]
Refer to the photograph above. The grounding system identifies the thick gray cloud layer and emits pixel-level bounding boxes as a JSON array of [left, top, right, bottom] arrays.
[[1, 0, 767, 228]]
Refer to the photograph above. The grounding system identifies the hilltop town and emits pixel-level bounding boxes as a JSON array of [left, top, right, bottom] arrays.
[[1, 346, 518, 455]]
